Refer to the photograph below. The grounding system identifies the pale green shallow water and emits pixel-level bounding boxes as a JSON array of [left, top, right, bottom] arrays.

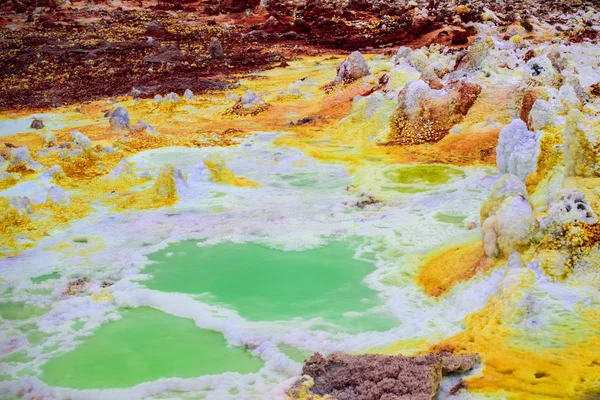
[[0, 302, 49, 321], [382, 164, 466, 193], [40, 307, 263, 389], [143, 241, 397, 332]]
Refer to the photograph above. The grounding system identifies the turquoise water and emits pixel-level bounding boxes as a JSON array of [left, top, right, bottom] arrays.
[[143, 241, 397, 332], [40, 307, 263, 389]]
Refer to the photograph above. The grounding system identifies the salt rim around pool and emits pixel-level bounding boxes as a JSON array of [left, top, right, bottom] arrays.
[[0, 132, 500, 399]]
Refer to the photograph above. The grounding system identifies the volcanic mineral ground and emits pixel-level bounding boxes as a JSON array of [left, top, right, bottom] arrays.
[[1, 0, 600, 399]]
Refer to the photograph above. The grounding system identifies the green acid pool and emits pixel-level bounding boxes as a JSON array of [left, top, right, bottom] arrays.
[[383, 164, 466, 193], [40, 307, 263, 389], [143, 241, 397, 332], [0, 302, 49, 321]]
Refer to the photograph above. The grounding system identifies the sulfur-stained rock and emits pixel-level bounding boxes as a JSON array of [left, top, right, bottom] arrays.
[[564, 110, 600, 177], [387, 79, 481, 145], [164, 92, 180, 103], [480, 174, 528, 221], [228, 90, 269, 116], [133, 120, 157, 135], [39, 130, 57, 148], [46, 186, 70, 206], [0, 172, 20, 187], [153, 94, 163, 104], [70, 131, 92, 151], [482, 193, 539, 258], [114, 164, 186, 210], [457, 37, 493, 72], [536, 249, 570, 279], [183, 89, 194, 101], [109, 159, 134, 178], [10, 196, 33, 215], [525, 56, 558, 87], [528, 99, 555, 131], [7, 146, 32, 165], [496, 119, 540, 181], [540, 190, 598, 232], [203, 155, 260, 187], [333, 51, 370, 85], [559, 84, 582, 111], [386, 63, 421, 92], [109, 106, 131, 132], [40, 165, 65, 182], [153, 165, 181, 200], [5, 146, 43, 172]]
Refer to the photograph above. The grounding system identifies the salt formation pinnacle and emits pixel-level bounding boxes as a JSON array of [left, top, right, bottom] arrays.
[[109, 106, 131, 132], [333, 51, 370, 84]]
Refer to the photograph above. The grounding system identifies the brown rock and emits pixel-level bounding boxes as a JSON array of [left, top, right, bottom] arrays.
[[411, 13, 430, 35], [145, 21, 166, 38], [451, 29, 470, 45], [30, 118, 44, 130], [144, 46, 185, 64], [519, 87, 542, 126], [347, 0, 372, 11], [215, 0, 260, 13], [209, 37, 224, 59], [292, 352, 479, 400]]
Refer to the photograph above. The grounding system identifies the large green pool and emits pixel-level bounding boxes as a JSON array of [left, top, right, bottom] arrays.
[[143, 241, 397, 332]]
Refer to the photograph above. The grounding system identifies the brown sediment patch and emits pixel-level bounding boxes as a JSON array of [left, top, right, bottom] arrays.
[[417, 240, 494, 297], [290, 352, 480, 400]]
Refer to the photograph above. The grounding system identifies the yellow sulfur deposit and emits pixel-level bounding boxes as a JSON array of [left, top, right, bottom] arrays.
[[416, 234, 494, 297], [430, 274, 600, 399], [114, 165, 179, 210], [509, 35, 523, 44], [456, 5, 471, 15], [92, 290, 113, 303], [204, 157, 260, 188]]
